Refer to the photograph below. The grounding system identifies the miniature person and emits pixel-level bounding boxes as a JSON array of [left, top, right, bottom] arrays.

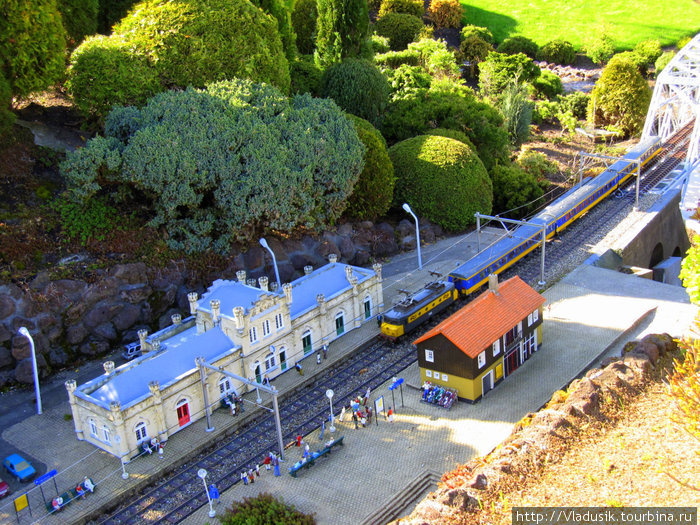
[[322, 344, 328, 360], [388, 407, 394, 423], [361, 414, 366, 427], [52, 496, 63, 511], [316, 352, 321, 365], [339, 406, 346, 422], [296, 434, 302, 447], [352, 412, 358, 429], [377, 313, 382, 327], [303, 443, 310, 459], [237, 396, 245, 413], [366, 406, 372, 424], [158, 442, 164, 459], [263, 454, 272, 471], [209, 484, 220, 505], [230, 401, 237, 416], [295, 362, 303, 375], [75, 483, 85, 499], [255, 464, 260, 477], [319, 419, 325, 440], [83, 477, 95, 493], [242, 470, 248, 485], [263, 375, 270, 387], [365, 386, 371, 404], [273, 455, 281, 477], [248, 468, 255, 483]]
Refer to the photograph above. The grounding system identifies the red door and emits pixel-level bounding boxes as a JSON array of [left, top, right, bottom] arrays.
[[177, 403, 190, 426]]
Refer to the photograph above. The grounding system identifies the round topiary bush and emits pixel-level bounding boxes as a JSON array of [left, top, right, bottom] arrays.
[[292, 0, 317, 55], [389, 135, 492, 231], [460, 25, 493, 44], [537, 39, 575, 65], [321, 58, 390, 125], [459, 35, 493, 77], [491, 162, 544, 217], [497, 35, 539, 59], [378, 0, 423, 18], [290, 55, 323, 95], [532, 69, 563, 100], [634, 39, 662, 68], [427, 0, 463, 29], [375, 13, 424, 51], [344, 115, 395, 220], [424, 128, 475, 150], [67, 0, 290, 120]]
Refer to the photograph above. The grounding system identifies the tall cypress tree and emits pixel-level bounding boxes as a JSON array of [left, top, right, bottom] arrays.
[[315, 0, 369, 69]]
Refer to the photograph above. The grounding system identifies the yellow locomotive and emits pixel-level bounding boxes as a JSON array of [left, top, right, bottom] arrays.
[[380, 279, 458, 340]]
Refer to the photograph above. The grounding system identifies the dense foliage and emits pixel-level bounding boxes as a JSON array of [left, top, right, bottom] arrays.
[[459, 35, 493, 77], [424, 127, 475, 150], [382, 83, 510, 171], [0, 0, 67, 98], [290, 56, 323, 96], [384, 64, 431, 100], [588, 55, 651, 137], [250, 0, 297, 60], [516, 149, 558, 180], [498, 80, 533, 145], [292, 0, 318, 55], [315, 0, 369, 68], [67, 0, 290, 121], [537, 39, 575, 65], [0, 74, 16, 136], [491, 162, 544, 217], [343, 115, 395, 220], [585, 31, 615, 65], [460, 25, 493, 44], [407, 38, 459, 79], [58, 0, 98, 48], [97, 0, 138, 33], [634, 39, 663, 68], [558, 91, 589, 120], [478, 52, 540, 98], [680, 237, 700, 305], [61, 80, 365, 253], [389, 135, 492, 230], [378, 0, 424, 18], [220, 493, 315, 525], [375, 13, 424, 51], [427, 0, 463, 29], [655, 51, 674, 77], [321, 58, 390, 125], [532, 70, 563, 100], [375, 49, 421, 69], [497, 36, 539, 59]]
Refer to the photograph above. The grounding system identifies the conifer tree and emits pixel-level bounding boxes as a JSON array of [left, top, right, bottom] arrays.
[[315, 0, 369, 68]]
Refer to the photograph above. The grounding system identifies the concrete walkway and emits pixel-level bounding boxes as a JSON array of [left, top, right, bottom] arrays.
[[0, 229, 696, 525]]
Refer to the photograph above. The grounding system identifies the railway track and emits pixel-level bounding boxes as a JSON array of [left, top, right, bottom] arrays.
[[97, 128, 692, 524]]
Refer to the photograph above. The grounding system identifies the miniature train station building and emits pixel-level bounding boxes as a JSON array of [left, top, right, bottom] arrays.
[[65, 255, 383, 460], [413, 275, 545, 403]]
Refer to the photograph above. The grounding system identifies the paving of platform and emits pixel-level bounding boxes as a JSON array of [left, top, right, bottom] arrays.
[[0, 229, 696, 525]]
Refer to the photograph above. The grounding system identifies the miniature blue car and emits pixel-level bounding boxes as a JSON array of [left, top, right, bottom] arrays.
[[3, 454, 36, 483], [121, 342, 142, 361]]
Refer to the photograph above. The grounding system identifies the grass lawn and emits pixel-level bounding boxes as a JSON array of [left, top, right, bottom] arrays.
[[460, 0, 700, 50]]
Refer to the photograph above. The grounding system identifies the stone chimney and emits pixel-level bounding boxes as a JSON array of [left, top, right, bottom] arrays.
[[152, 340, 161, 352], [488, 274, 499, 295], [345, 265, 353, 283], [259, 276, 269, 291], [283, 283, 293, 304], [270, 281, 279, 292], [138, 329, 148, 351], [373, 262, 383, 282], [247, 278, 257, 288], [328, 254, 338, 264], [171, 313, 182, 326], [233, 306, 245, 333], [210, 299, 221, 325], [316, 293, 326, 314], [304, 265, 313, 275], [103, 361, 115, 375], [237, 270, 247, 283], [187, 292, 199, 315]]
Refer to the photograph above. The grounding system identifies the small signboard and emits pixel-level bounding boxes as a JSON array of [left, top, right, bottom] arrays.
[[14, 494, 28, 512], [374, 396, 384, 426], [34, 469, 57, 486]]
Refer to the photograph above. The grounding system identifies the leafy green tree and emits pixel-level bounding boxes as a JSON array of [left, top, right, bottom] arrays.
[[57, 0, 98, 48], [250, 0, 297, 60], [61, 80, 365, 253], [374, 13, 424, 51], [585, 29, 614, 65], [0, 0, 67, 98], [478, 52, 540, 99], [67, 0, 290, 121], [220, 493, 315, 525], [389, 134, 492, 230], [321, 59, 390, 125], [588, 55, 651, 137], [382, 83, 510, 171], [315, 0, 369, 68], [292, 0, 318, 55], [378, 0, 423, 18], [344, 115, 395, 220], [491, 162, 544, 217]]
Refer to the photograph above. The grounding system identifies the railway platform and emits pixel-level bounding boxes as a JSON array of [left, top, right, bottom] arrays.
[[0, 226, 696, 525]]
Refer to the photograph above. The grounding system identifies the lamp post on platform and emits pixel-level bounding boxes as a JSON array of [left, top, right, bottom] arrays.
[[402, 203, 422, 270], [326, 389, 336, 433], [18, 327, 42, 415], [198, 468, 216, 518]]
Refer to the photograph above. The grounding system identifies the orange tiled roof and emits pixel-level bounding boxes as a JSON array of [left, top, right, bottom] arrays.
[[413, 276, 545, 358]]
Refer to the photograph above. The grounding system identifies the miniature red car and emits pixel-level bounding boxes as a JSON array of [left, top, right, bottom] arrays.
[[0, 477, 9, 499]]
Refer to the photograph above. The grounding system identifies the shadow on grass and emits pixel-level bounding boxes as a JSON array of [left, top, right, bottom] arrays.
[[460, 4, 517, 44]]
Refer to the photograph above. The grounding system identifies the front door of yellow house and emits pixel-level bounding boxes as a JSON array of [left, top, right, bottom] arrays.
[[176, 400, 190, 427]]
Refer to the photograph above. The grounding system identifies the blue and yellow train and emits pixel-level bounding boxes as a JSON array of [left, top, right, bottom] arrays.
[[379, 136, 662, 339], [448, 136, 662, 295]]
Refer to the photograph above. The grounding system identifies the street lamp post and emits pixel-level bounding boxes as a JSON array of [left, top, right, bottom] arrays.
[[197, 468, 216, 518], [259, 238, 281, 289], [18, 327, 42, 415], [402, 203, 422, 270], [326, 389, 336, 433]]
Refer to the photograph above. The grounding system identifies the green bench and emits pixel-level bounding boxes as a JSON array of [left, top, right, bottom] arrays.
[[288, 436, 344, 478], [45, 478, 95, 513]]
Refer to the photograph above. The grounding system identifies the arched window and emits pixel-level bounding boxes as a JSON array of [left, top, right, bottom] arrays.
[[219, 377, 233, 397], [135, 422, 147, 443], [102, 425, 111, 444], [302, 330, 313, 355], [363, 296, 372, 320], [335, 311, 345, 336], [264, 352, 276, 371], [89, 418, 98, 438], [278, 345, 288, 371]]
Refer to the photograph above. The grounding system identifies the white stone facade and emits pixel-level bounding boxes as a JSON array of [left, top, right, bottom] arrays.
[[66, 256, 383, 460]]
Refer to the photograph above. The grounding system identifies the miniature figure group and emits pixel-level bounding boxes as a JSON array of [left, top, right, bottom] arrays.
[[240, 452, 281, 485]]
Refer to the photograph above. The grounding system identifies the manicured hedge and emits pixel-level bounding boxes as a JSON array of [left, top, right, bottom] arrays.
[[375, 13, 424, 51], [389, 134, 492, 231], [497, 36, 539, 59], [537, 39, 575, 65], [378, 0, 424, 19]]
